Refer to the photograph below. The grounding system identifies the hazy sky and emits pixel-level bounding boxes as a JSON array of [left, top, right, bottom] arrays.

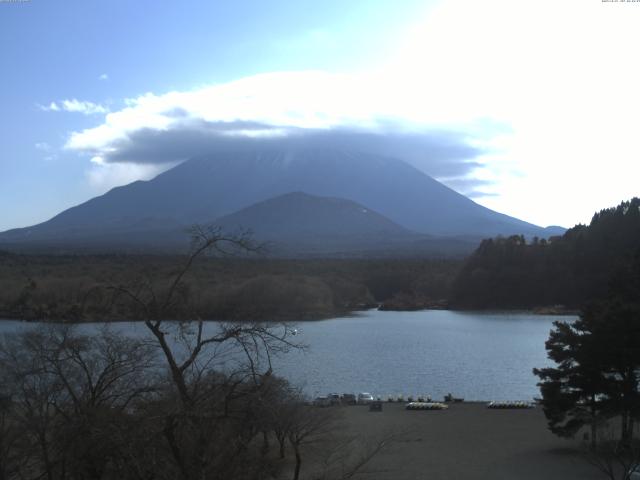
[[1, 0, 639, 231]]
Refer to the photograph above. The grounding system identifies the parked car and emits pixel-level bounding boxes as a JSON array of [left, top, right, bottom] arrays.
[[358, 392, 374, 405], [328, 393, 341, 406], [341, 393, 357, 405], [313, 396, 330, 407]]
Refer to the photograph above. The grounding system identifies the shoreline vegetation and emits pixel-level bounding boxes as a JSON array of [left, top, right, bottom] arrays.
[[452, 198, 640, 310], [0, 254, 582, 323], [0, 253, 461, 323], [1, 198, 636, 323], [0, 304, 580, 324]]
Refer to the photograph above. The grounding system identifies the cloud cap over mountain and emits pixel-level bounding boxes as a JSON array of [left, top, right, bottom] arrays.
[[64, 71, 494, 191]]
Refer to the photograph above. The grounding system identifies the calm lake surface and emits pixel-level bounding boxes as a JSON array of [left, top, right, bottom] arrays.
[[0, 309, 574, 402]]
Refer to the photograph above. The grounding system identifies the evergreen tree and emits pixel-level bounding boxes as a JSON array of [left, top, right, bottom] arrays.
[[453, 197, 640, 309], [533, 315, 608, 446], [534, 248, 640, 445]]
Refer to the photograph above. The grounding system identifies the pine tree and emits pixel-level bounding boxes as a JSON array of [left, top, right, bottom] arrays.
[[534, 248, 640, 445]]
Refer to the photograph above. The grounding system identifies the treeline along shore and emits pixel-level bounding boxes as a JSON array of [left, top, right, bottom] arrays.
[[2, 197, 638, 322], [452, 198, 640, 310], [0, 253, 460, 322]]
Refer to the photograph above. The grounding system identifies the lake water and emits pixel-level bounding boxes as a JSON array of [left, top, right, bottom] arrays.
[[0, 309, 573, 402]]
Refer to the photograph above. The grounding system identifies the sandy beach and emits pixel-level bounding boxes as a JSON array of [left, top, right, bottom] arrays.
[[318, 402, 603, 480]]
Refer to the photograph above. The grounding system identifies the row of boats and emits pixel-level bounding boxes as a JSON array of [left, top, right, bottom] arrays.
[[406, 402, 449, 410], [314, 393, 535, 410], [486, 401, 534, 409], [405, 400, 535, 410]]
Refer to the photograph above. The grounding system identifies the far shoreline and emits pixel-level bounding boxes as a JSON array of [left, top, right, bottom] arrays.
[[0, 306, 580, 324]]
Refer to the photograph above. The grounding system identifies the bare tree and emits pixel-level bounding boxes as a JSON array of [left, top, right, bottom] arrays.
[[0, 324, 156, 480], [107, 225, 300, 480], [582, 423, 640, 480], [0, 225, 391, 480], [283, 401, 401, 480], [286, 404, 340, 480], [0, 391, 22, 480], [313, 430, 401, 480]]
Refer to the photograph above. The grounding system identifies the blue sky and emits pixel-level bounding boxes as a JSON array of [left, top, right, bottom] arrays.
[[1, 0, 639, 231]]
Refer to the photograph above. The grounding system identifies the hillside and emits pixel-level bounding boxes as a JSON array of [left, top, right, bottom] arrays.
[[211, 192, 475, 256], [451, 198, 640, 309], [216, 192, 408, 238]]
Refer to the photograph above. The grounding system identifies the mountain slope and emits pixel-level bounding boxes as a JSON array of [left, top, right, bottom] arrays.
[[0, 147, 560, 253], [211, 192, 461, 256], [215, 192, 410, 239]]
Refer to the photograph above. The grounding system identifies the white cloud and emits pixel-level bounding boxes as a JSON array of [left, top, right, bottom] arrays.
[[38, 102, 60, 112], [66, 71, 398, 153], [376, 0, 640, 226], [64, 70, 485, 197], [60, 99, 108, 115], [35, 142, 58, 161], [62, 0, 640, 227], [64, 70, 488, 161], [40, 99, 108, 115], [99, 73, 109, 81], [86, 162, 171, 192]]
